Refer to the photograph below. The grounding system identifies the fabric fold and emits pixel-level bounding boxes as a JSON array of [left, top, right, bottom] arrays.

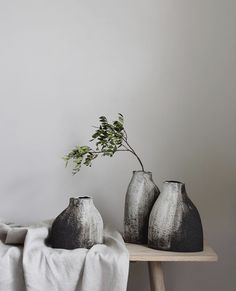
[[0, 220, 129, 291]]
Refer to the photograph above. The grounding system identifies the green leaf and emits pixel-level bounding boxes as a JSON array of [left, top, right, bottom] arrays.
[[118, 113, 124, 123], [63, 113, 144, 174]]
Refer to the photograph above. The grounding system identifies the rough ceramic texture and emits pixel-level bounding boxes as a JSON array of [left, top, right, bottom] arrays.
[[148, 181, 203, 252], [124, 171, 160, 244], [50, 196, 103, 249]]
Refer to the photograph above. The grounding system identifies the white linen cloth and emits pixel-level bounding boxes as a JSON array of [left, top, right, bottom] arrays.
[[0, 220, 129, 291]]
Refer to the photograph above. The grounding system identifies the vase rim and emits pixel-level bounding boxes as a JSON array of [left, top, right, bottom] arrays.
[[69, 196, 93, 207], [78, 196, 92, 199], [133, 170, 152, 174], [164, 180, 184, 185], [69, 196, 93, 202]]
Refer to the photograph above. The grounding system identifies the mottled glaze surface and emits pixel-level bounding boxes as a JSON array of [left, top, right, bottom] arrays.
[[148, 181, 203, 252], [50, 196, 103, 249], [124, 171, 160, 244]]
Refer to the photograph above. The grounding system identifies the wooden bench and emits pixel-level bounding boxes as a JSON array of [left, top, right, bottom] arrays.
[[126, 243, 218, 291]]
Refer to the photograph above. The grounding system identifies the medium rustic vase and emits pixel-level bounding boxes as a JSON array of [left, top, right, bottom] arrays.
[[124, 171, 160, 244], [50, 196, 103, 249], [148, 181, 203, 252]]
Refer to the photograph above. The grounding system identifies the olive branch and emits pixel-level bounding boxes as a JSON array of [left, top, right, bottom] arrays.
[[64, 113, 144, 174]]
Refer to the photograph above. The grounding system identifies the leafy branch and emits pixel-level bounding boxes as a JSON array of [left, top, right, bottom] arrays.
[[64, 113, 144, 174]]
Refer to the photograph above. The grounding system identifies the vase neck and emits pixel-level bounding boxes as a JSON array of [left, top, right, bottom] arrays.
[[133, 171, 152, 179], [163, 181, 186, 194], [69, 196, 93, 207]]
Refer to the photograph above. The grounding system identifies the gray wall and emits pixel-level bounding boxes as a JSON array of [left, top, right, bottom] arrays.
[[0, 0, 235, 290]]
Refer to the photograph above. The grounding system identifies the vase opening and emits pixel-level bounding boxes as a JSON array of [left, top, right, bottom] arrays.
[[78, 196, 92, 199], [133, 170, 151, 174], [69, 196, 92, 207], [164, 180, 183, 184], [163, 181, 186, 193], [77, 196, 93, 206]]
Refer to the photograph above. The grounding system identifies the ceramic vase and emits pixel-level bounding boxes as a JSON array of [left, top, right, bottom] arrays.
[[50, 196, 103, 249], [124, 171, 160, 244], [148, 181, 203, 252]]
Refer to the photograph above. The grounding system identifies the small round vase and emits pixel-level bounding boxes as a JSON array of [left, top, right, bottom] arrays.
[[148, 181, 203, 252], [50, 196, 103, 249], [124, 171, 160, 244]]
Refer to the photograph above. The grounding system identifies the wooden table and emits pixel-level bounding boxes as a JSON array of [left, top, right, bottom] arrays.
[[126, 243, 218, 291]]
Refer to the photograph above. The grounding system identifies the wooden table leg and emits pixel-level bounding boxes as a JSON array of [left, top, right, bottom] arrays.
[[148, 262, 166, 291]]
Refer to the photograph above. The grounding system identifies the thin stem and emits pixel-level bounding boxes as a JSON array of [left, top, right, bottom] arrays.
[[131, 151, 145, 171], [123, 129, 128, 140], [90, 143, 144, 170], [120, 143, 130, 152], [122, 137, 145, 171]]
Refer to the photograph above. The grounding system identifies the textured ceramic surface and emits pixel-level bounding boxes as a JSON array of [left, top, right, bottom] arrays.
[[124, 171, 160, 244], [148, 181, 203, 252], [50, 196, 103, 249]]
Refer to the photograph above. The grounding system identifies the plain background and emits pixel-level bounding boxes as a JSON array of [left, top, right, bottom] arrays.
[[0, 0, 235, 290]]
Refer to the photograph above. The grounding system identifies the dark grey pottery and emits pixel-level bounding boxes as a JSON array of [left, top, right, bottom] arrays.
[[50, 196, 103, 249], [124, 171, 160, 244], [148, 181, 203, 252]]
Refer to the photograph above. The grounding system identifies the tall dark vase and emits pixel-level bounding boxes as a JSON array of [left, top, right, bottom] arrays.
[[148, 181, 203, 252], [124, 171, 160, 244], [50, 196, 103, 249]]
